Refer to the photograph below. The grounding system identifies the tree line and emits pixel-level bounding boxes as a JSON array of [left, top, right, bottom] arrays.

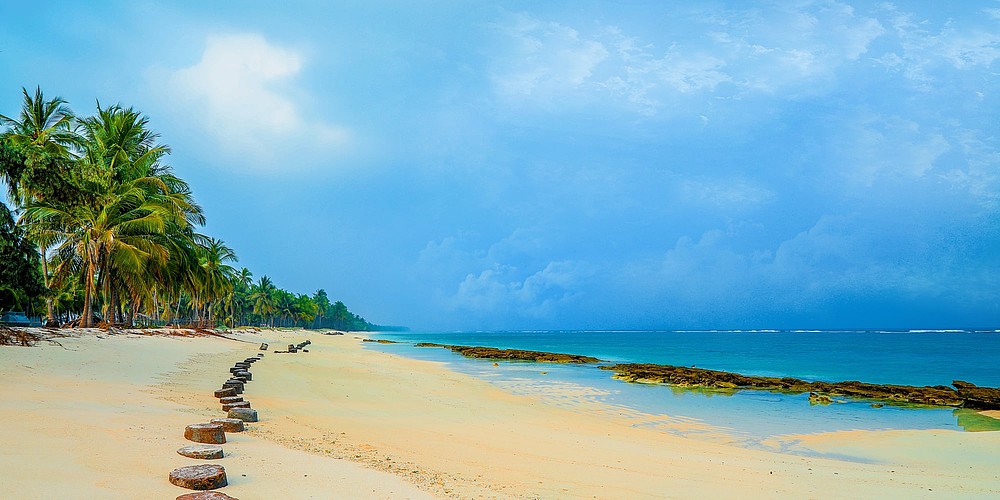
[[0, 87, 374, 331]]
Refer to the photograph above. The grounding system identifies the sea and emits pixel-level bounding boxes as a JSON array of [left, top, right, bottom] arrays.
[[362, 329, 1000, 449]]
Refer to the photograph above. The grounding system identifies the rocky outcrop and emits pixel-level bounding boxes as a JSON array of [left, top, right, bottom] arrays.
[[415, 343, 601, 363], [600, 363, 978, 408], [168, 464, 228, 490], [362, 338, 399, 344], [954, 380, 1000, 410]]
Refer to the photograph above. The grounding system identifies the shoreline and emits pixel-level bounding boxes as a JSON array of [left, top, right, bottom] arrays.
[[2, 328, 999, 498], [375, 337, 1000, 410]]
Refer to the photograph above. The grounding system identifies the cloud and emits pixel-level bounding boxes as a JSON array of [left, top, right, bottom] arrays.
[[834, 114, 950, 187], [153, 33, 350, 172], [490, 14, 609, 102], [488, 3, 884, 115]]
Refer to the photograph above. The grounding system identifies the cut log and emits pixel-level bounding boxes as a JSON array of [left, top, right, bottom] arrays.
[[168, 464, 228, 490], [222, 401, 251, 411], [213, 387, 236, 398], [228, 408, 258, 422], [210, 418, 245, 432], [177, 444, 224, 459], [176, 491, 239, 500], [184, 423, 226, 444]]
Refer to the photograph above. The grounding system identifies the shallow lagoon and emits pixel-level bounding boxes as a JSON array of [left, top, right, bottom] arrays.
[[364, 330, 1000, 446]]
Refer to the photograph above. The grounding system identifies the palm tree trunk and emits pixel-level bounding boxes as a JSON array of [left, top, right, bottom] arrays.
[[82, 260, 96, 328], [39, 244, 57, 326]]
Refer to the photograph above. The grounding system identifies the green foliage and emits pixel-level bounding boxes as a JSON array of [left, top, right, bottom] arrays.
[[0, 200, 45, 313], [1, 87, 384, 330]]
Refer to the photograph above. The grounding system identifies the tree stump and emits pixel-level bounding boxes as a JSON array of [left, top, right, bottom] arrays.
[[219, 396, 243, 404], [210, 418, 245, 432], [222, 401, 251, 411], [235, 371, 252, 381], [184, 423, 226, 444], [228, 408, 258, 422], [213, 387, 237, 398], [168, 464, 228, 490], [176, 491, 239, 500], [177, 444, 224, 459]]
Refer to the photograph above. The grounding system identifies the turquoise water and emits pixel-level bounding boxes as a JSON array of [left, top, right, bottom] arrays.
[[364, 330, 1000, 443]]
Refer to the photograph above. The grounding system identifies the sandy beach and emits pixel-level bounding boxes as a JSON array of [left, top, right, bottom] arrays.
[[1, 329, 998, 499]]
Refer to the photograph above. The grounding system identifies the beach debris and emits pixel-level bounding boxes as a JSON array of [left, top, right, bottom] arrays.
[[177, 444, 225, 460], [210, 418, 246, 433], [222, 401, 251, 411], [184, 423, 226, 444], [808, 392, 833, 405], [219, 396, 243, 404], [214, 387, 237, 398], [228, 407, 258, 422], [414, 343, 601, 363], [176, 491, 239, 500], [168, 464, 228, 490]]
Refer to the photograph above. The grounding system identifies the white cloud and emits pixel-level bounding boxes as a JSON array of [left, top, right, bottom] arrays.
[[155, 33, 350, 172], [834, 114, 950, 187], [489, 3, 884, 115], [490, 14, 609, 101]]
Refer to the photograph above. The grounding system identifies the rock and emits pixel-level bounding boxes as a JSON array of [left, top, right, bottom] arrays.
[[177, 444, 225, 459], [232, 376, 247, 384], [219, 396, 243, 404], [228, 367, 243, 374], [228, 408, 258, 422], [214, 387, 237, 398], [256, 353, 264, 357], [954, 380, 1000, 410], [259, 342, 268, 350], [210, 418, 245, 432], [235, 371, 252, 381], [871, 403, 884, 408], [222, 401, 251, 411], [176, 492, 239, 500], [168, 464, 228, 490], [302, 349, 308, 352], [184, 423, 226, 444], [808, 392, 833, 405], [414, 343, 601, 363]]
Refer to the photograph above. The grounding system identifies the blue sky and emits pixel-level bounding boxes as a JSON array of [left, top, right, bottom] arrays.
[[2, 1, 998, 330]]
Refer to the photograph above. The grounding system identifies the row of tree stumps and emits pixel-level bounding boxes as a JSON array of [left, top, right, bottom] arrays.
[[167, 350, 266, 500]]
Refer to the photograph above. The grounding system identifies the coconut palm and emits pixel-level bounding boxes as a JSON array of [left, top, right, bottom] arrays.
[[1, 87, 83, 325]]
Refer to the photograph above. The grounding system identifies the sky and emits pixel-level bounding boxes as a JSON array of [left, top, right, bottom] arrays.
[[1, 1, 998, 330]]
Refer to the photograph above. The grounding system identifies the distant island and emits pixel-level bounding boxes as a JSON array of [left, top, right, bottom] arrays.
[[0, 87, 373, 331]]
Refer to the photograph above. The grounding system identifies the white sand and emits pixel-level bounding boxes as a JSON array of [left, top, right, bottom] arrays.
[[1, 328, 998, 499]]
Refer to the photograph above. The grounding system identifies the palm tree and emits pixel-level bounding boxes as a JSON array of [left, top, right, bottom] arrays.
[[22, 175, 181, 327], [249, 275, 277, 327], [0, 87, 82, 325]]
